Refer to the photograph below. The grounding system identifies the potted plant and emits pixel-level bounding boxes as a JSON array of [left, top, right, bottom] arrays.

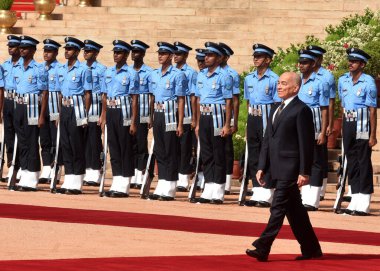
[[34, 0, 56, 20], [0, 0, 17, 34], [363, 40, 380, 101], [232, 133, 245, 179]]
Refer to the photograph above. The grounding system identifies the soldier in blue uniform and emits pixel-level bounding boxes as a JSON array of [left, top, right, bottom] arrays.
[[193, 42, 233, 204], [82, 40, 107, 186], [12, 36, 48, 191], [297, 49, 329, 211], [148, 42, 187, 201], [101, 40, 139, 197], [308, 45, 336, 200], [219, 42, 240, 195], [173, 41, 197, 192], [244, 44, 280, 207], [39, 39, 62, 184], [195, 48, 206, 71], [192, 48, 207, 189], [1, 35, 22, 182], [337, 48, 377, 216], [129, 39, 153, 189], [55, 37, 92, 195]]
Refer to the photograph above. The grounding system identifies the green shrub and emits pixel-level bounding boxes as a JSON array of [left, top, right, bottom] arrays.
[[0, 0, 14, 10]]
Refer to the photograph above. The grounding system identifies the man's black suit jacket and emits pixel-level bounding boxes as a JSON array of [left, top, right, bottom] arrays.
[[258, 96, 314, 188]]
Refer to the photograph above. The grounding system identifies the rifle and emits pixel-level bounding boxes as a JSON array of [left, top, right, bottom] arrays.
[[99, 124, 108, 197], [7, 135, 18, 190], [50, 123, 60, 193], [188, 140, 201, 202], [333, 141, 347, 213], [140, 139, 155, 199], [238, 140, 249, 206], [0, 123, 5, 180]]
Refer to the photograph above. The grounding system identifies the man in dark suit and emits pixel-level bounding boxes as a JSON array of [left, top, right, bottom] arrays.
[[245, 72, 322, 261]]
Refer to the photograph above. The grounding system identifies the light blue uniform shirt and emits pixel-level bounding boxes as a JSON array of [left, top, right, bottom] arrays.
[[149, 65, 187, 102], [13, 59, 48, 95], [133, 63, 153, 94], [84, 61, 106, 94], [298, 72, 329, 107], [176, 63, 197, 96], [55, 60, 92, 96], [102, 64, 139, 98], [244, 68, 280, 105], [338, 72, 377, 110], [45, 60, 59, 92], [2, 57, 23, 90], [195, 66, 233, 104], [0, 66, 4, 88], [316, 67, 336, 99], [222, 64, 240, 95]]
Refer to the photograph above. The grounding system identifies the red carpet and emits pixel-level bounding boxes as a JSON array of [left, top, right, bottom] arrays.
[[0, 203, 379, 246], [1, 254, 380, 271]]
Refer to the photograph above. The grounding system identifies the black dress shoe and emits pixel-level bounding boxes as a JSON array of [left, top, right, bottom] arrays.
[[224, 190, 231, 195], [148, 194, 160, 200], [342, 196, 352, 202], [66, 189, 82, 195], [303, 204, 318, 211], [256, 201, 271, 208], [84, 181, 100, 187], [39, 178, 50, 184], [56, 188, 67, 194], [295, 249, 323, 260], [135, 184, 142, 190], [130, 184, 137, 189], [159, 196, 174, 201], [1, 177, 8, 183], [351, 211, 370, 216], [176, 186, 188, 192], [244, 200, 258, 207], [246, 191, 253, 196], [335, 208, 353, 215], [245, 248, 268, 262], [211, 199, 223, 204], [105, 191, 128, 198], [15, 186, 37, 192], [190, 198, 211, 204], [320, 196, 325, 201]]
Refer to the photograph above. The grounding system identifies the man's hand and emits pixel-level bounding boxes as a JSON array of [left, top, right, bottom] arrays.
[[220, 125, 231, 137], [369, 136, 377, 147], [256, 170, 266, 186], [195, 125, 199, 139], [326, 125, 334, 136], [97, 114, 106, 131], [191, 119, 196, 130], [148, 117, 153, 129], [176, 124, 183, 137], [55, 119, 59, 128], [297, 174, 309, 188], [231, 125, 238, 134], [130, 123, 137, 136], [317, 133, 326, 145], [38, 116, 45, 128]]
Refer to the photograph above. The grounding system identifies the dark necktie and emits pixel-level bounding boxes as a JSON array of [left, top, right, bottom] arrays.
[[273, 102, 285, 124]]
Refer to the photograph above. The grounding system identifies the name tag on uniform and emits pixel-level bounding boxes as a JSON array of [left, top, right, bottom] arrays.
[[166, 79, 170, 89], [50, 75, 55, 81], [122, 76, 127, 85], [72, 73, 76, 81], [140, 78, 143, 85], [356, 88, 361, 96], [265, 85, 269, 94], [28, 75, 32, 83], [212, 80, 216, 89], [308, 87, 312, 96]]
